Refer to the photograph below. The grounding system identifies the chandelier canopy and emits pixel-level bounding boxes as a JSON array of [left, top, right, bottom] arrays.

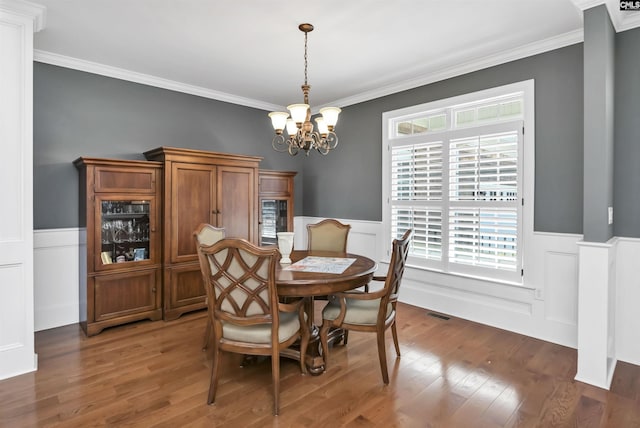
[[269, 23, 341, 156]]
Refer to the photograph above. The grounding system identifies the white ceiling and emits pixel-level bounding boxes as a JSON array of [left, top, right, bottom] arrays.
[[28, 0, 637, 112]]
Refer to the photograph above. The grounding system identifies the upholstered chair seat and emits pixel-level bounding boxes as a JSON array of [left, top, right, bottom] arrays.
[[322, 298, 393, 326], [221, 311, 304, 343]]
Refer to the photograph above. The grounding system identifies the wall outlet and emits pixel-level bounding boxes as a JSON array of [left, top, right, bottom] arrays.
[[534, 288, 544, 300], [608, 206, 613, 225]]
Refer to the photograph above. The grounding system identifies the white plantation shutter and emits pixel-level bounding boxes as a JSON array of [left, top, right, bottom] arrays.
[[392, 207, 442, 261], [386, 90, 525, 283], [447, 125, 521, 279], [392, 142, 444, 264], [449, 131, 518, 202], [391, 143, 443, 201], [449, 208, 518, 271]]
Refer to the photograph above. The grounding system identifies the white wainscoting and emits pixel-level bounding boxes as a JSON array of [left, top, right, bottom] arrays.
[[399, 231, 582, 348], [296, 218, 581, 347], [33, 222, 640, 367], [615, 237, 640, 366], [34, 228, 81, 331]]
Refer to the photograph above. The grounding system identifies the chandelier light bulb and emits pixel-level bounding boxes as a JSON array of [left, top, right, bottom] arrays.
[[285, 119, 298, 136], [314, 117, 329, 135], [268, 111, 289, 134], [287, 104, 309, 124], [319, 107, 341, 129]]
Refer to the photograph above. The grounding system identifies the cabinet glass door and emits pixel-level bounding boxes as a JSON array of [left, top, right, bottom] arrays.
[[99, 199, 153, 266], [260, 199, 289, 246]]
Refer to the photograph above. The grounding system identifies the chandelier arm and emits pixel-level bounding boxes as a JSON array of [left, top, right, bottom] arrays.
[[288, 143, 300, 156], [272, 134, 289, 152], [324, 132, 339, 150]]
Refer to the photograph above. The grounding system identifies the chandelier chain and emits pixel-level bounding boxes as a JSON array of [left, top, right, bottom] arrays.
[[303, 31, 308, 87]]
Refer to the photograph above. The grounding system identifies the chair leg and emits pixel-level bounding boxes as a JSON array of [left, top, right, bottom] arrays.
[[391, 320, 400, 357], [271, 350, 280, 415], [207, 346, 222, 404], [299, 326, 309, 376], [343, 329, 349, 345], [202, 317, 212, 350], [376, 329, 389, 384], [319, 319, 331, 370]]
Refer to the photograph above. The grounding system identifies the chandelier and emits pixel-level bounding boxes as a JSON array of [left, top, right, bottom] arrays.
[[269, 23, 341, 156]]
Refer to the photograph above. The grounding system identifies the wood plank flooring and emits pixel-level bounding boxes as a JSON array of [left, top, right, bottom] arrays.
[[1, 303, 640, 427]]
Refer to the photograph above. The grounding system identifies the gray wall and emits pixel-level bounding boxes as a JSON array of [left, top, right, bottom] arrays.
[[38, 34, 640, 237], [34, 63, 305, 229], [614, 26, 640, 238], [303, 44, 585, 234]]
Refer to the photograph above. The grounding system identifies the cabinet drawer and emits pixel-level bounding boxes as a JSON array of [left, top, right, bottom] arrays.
[[95, 166, 158, 193], [93, 269, 159, 321]]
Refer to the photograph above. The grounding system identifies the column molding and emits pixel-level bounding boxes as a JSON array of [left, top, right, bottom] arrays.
[[576, 239, 617, 388], [0, 0, 45, 380]]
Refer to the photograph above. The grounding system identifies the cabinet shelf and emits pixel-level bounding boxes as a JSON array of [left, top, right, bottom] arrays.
[[102, 213, 149, 220]]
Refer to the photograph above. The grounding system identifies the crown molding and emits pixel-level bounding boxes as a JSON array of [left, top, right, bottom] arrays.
[[323, 29, 583, 109], [570, 0, 640, 32], [33, 50, 282, 112], [0, 0, 46, 31], [35, 27, 584, 114], [571, 0, 607, 10], [616, 8, 640, 31]]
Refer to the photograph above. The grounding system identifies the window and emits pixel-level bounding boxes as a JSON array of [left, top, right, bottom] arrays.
[[383, 81, 534, 284]]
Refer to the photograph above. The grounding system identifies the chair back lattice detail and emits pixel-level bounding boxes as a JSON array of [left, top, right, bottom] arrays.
[[202, 241, 278, 324]]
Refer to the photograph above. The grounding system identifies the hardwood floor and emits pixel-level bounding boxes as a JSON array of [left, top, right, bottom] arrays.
[[1, 303, 640, 427]]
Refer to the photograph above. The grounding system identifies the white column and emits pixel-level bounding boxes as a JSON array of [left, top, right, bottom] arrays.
[[0, 0, 46, 380], [575, 239, 617, 389]]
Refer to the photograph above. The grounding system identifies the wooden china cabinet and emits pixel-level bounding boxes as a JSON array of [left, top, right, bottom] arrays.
[[74, 158, 163, 336], [144, 147, 262, 320], [258, 170, 296, 246]]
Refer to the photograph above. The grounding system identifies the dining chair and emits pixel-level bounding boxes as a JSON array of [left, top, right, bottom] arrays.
[[196, 237, 310, 415], [194, 223, 226, 350], [307, 219, 354, 301], [319, 229, 412, 384], [307, 218, 351, 252]]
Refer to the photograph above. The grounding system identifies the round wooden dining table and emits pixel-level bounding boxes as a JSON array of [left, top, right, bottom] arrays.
[[275, 250, 377, 374]]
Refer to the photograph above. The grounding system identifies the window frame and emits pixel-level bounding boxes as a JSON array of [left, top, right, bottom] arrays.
[[382, 80, 534, 286]]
